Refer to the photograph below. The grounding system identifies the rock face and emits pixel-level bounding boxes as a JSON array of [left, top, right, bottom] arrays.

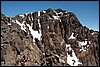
[[1, 8, 99, 66]]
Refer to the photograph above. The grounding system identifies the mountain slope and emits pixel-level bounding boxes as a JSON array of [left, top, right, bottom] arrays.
[[1, 8, 99, 66]]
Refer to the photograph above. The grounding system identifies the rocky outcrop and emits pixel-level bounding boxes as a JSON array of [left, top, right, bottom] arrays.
[[1, 8, 99, 66]]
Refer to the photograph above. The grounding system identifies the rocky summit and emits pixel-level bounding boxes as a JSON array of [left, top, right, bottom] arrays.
[[1, 8, 99, 66]]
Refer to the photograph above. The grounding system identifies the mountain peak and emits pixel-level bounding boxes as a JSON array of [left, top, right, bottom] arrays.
[[1, 8, 99, 66]]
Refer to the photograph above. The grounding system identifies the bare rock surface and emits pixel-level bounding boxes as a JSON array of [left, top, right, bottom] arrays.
[[1, 8, 99, 66]]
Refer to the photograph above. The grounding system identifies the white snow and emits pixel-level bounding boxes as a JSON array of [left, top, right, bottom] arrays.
[[80, 49, 86, 51], [78, 41, 89, 51], [69, 33, 76, 39], [69, 47, 72, 51], [47, 26, 49, 29], [31, 12, 34, 21], [25, 13, 28, 15], [54, 10, 58, 15], [31, 17, 34, 21], [57, 12, 63, 14], [67, 50, 82, 66], [15, 20, 27, 32], [78, 41, 87, 46], [66, 44, 72, 51], [28, 16, 31, 21], [61, 42, 63, 46], [38, 11, 40, 17], [38, 11, 41, 34], [26, 24, 42, 42], [19, 14, 24, 18], [62, 60, 65, 63], [53, 10, 62, 21], [38, 22, 41, 34], [31, 22, 33, 27], [21, 21, 27, 32], [43, 10, 46, 13], [53, 15, 59, 19], [66, 44, 82, 66], [59, 59, 65, 63], [60, 19, 61, 22], [12, 20, 15, 23], [43, 53, 45, 55], [78, 39, 91, 51], [52, 11, 62, 22], [66, 44, 71, 48], [53, 32, 55, 34], [87, 45, 89, 47], [49, 17, 52, 19], [55, 54, 59, 57], [89, 41, 91, 44], [38, 11, 40, 23], [65, 11, 68, 13], [8, 23, 11, 25], [15, 20, 21, 26], [61, 40, 64, 46], [91, 32, 94, 35]]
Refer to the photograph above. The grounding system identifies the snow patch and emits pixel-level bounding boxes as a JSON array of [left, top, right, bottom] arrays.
[[78, 41, 89, 51], [26, 24, 42, 42], [47, 26, 49, 29], [25, 13, 28, 15], [54, 10, 58, 15], [80, 49, 86, 51], [38, 11, 42, 34], [15, 20, 21, 26], [91, 32, 94, 35], [43, 53, 45, 55], [61, 60, 65, 63], [55, 54, 59, 57], [28, 16, 31, 21], [15, 20, 27, 32], [89, 41, 91, 44], [53, 15, 59, 19], [87, 45, 89, 47], [53, 10, 62, 22], [61, 39, 64, 46], [19, 15, 24, 18], [59, 59, 65, 63], [66, 44, 82, 66], [12, 20, 15, 23], [66, 44, 72, 51], [30, 12, 34, 21], [61, 41, 63, 46], [43, 10, 46, 13], [66, 44, 71, 48], [67, 50, 82, 66], [65, 11, 68, 13], [49, 17, 52, 19], [8, 23, 11, 25], [60, 19, 61, 22], [69, 33, 76, 39], [38, 11, 40, 17], [53, 32, 55, 34], [21, 21, 27, 32], [61, 40, 64, 45], [78, 41, 87, 46], [38, 22, 41, 34], [57, 12, 63, 14]]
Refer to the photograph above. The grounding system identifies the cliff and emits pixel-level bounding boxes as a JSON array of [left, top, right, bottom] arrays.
[[1, 8, 99, 66]]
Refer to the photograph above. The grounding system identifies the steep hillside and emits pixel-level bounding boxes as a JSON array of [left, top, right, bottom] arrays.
[[1, 8, 99, 66]]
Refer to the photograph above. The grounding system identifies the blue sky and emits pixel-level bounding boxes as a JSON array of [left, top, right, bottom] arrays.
[[1, 1, 99, 31]]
